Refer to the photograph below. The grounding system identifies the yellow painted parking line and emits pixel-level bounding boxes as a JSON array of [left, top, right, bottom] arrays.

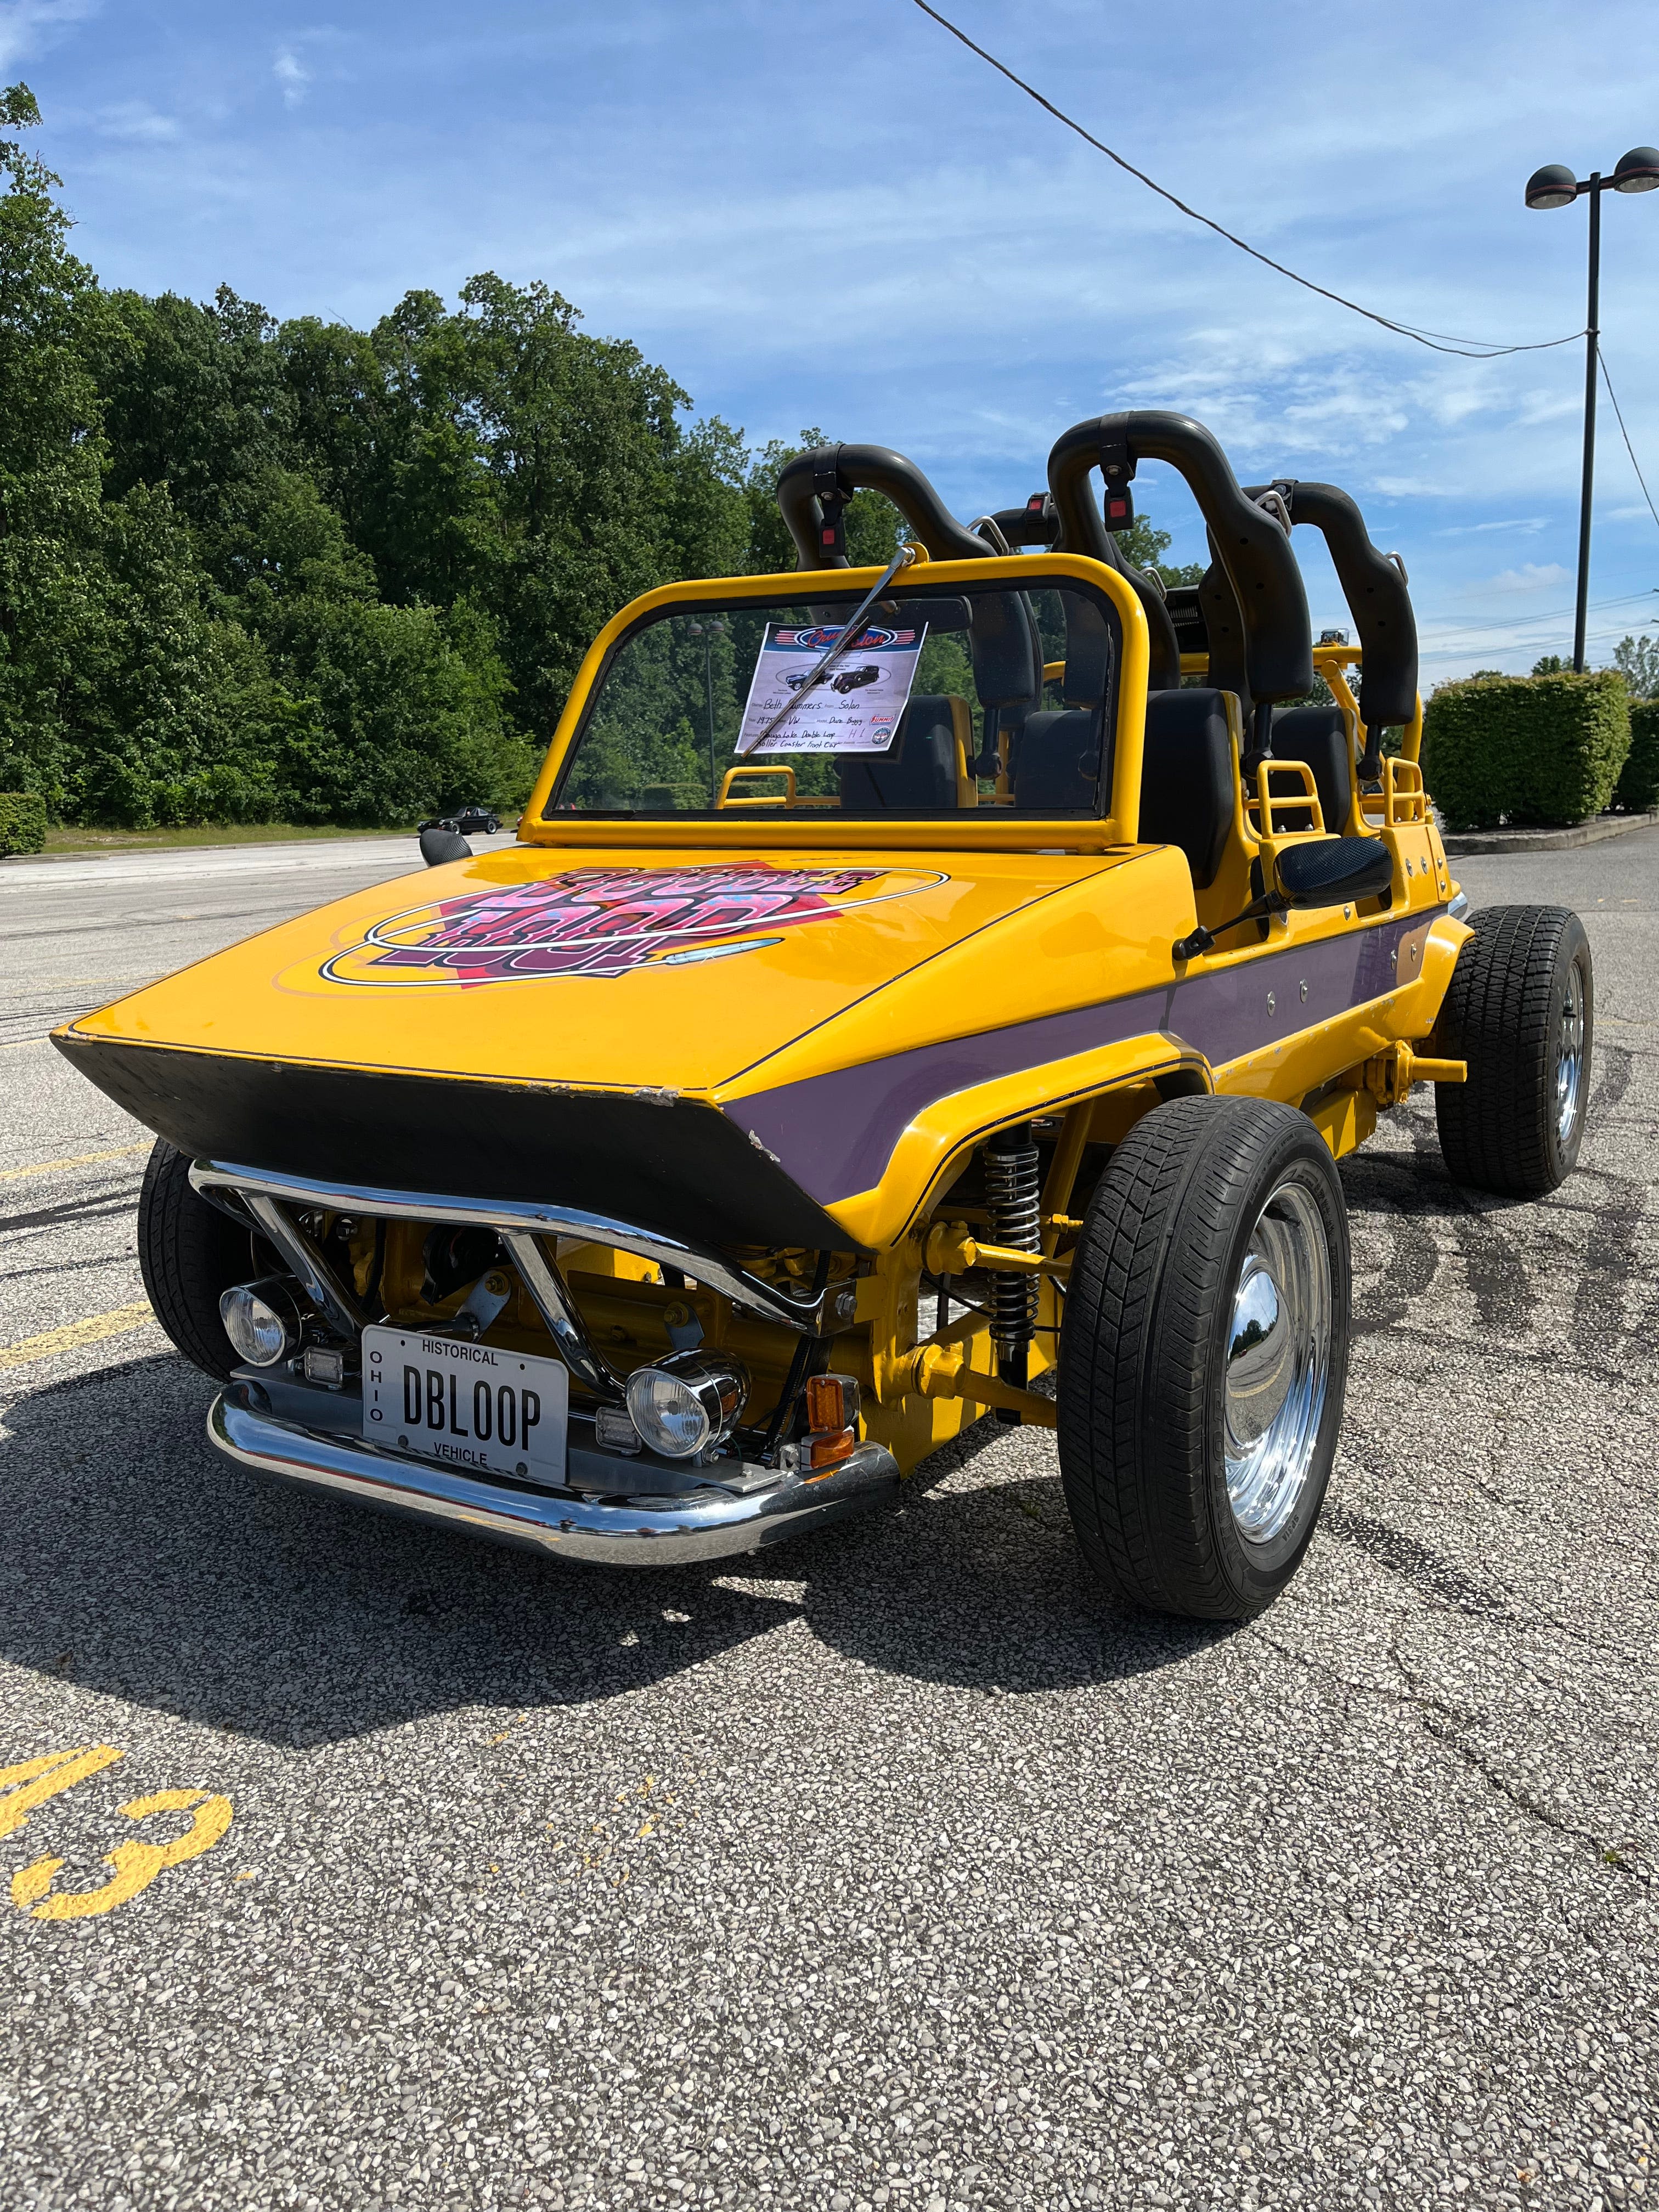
[[0, 1746, 125, 1838], [0, 1301, 155, 1372], [0, 1142, 148, 1184]]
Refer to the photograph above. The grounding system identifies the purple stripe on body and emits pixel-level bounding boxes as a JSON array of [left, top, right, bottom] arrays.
[[730, 909, 1440, 1209], [740, 988, 1175, 1206]]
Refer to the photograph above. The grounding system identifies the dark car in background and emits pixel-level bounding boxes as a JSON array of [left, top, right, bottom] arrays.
[[453, 804, 502, 836]]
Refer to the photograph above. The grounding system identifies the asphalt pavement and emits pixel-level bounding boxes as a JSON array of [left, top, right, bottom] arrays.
[[0, 828, 1653, 2211]]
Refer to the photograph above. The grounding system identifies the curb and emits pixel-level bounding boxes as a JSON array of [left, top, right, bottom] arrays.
[[1441, 811, 1659, 856], [0, 831, 421, 868]]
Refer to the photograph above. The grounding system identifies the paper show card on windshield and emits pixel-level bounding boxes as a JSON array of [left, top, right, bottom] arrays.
[[735, 622, 928, 755]]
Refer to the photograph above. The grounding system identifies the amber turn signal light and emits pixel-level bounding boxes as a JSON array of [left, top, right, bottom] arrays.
[[804, 1373, 861, 1471], [804, 1373, 861, 1435]]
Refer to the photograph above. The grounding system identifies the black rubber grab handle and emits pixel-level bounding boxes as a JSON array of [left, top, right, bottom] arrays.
[[1049, 411, 1313, 706]]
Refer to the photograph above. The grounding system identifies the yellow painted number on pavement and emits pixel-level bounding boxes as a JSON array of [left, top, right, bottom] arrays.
[[12, 1788, 234, 1920], [0, 1745, 125, 1837]]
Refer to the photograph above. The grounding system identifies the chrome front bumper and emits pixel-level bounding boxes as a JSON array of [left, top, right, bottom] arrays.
[[208, 1390, 902, 1566]]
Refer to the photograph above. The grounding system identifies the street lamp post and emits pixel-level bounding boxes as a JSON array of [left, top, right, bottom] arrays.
[[1525, 146, 1659, 672]]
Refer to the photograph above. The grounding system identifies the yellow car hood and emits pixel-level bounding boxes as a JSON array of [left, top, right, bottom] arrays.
[[62, 844, 1157, 1097], [58, 842, 1197, 1250]]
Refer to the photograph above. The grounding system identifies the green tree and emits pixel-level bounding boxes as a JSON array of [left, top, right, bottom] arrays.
[[1114, 514, 1205, 588], [0, 83, 114, 806], [1610, 633, 1659, 698], [71, 480, 290, 826], [262, 594, 532, 827], [338, 274, 751, 742], [276, 311, 388, 538], [97, 285, 302, 591]]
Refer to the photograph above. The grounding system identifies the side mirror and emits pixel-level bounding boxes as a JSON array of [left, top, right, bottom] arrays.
[[419, 821, 473, 867], [1275, 835, 1393, 909], [1172, 834, 1393, 963]]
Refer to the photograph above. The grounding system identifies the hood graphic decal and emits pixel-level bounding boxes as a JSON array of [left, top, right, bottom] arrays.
[[321, 864, 945, 988]]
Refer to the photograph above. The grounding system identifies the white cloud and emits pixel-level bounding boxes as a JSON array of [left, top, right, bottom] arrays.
[[93, 100, 177, 143], [1434, 517, 1547, 537], [1471, 562, 1573, 597], [1369, 477, 1454, 500], [273, 48, 310, 108], [0, 0, 95, 71]]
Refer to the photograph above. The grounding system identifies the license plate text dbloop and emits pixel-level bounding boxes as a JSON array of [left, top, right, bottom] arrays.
[[362, 1328, 568, 1482]]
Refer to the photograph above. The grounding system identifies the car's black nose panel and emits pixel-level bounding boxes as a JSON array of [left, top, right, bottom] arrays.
[[53, 1035, 860, 1254]]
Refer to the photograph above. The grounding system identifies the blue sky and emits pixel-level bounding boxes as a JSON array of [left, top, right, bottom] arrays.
[[8, 0, 1659, 680]]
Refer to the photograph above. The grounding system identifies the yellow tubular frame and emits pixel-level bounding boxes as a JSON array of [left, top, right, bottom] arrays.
[[1178, 644, 1425, 791], [718, 763, 795, 809], [518, 553, 1151, 855]]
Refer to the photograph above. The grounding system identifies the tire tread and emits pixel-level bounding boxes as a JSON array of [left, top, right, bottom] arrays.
[[136, 1140, 253, 1380], [1434, 905, 1589, 1195], [1057, 1096, 1349, 1620]]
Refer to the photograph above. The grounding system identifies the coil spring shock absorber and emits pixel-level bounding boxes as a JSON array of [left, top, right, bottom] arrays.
[[984, 1123, 1041, 1415]]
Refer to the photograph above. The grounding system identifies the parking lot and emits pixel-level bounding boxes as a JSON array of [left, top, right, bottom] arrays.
[[0, 829, 1653, 2211]]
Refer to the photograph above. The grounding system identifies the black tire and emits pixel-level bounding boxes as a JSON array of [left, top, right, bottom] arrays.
[[1432, 905, 1592, 1197], [1057, 1096, 1351, 1620], [136, 1139, 259, 1381]]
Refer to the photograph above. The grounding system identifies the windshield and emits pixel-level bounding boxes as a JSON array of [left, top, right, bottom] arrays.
[[543, 575, 1121, 819]]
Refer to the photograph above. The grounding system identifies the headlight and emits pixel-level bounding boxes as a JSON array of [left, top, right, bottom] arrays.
[[219, 1277, 306, 1368], [624, 1352, 749, 1460]]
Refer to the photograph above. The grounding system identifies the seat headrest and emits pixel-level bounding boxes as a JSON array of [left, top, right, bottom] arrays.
[[1060, 595, 1111, 707], [837, 696, 958, 814], [1138, 687, 1234, 890], [968, 592, 1040, 715], [1013, 709, 1099, 810]]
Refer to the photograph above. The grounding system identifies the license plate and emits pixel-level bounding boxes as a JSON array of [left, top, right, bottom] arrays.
[[362, 1327, 568, 1483]]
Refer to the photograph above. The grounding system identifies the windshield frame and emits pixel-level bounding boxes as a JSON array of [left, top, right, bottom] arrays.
[[520, 552, 1150, 855]]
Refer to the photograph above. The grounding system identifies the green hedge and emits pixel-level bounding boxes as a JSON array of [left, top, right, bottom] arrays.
[[0, 792, 47, 856], [1421, 672, 1630, 831], [1613, 697, 1659, 812]]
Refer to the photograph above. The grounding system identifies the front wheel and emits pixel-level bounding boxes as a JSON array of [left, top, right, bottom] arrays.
[[137, 1140, 261, 1381], [1057, 1096, 1351, 1620]]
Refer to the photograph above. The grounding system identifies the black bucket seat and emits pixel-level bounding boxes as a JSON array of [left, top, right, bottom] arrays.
[[838, 696, 960, 812], [1268, 704, 1352, 837], [1137, 689, 1234, 890]]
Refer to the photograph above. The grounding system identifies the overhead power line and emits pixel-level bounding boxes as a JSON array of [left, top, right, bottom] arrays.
[[909, 0, 1586, 360], [1599, 348, 1659, 538], [1419, 588, 1659, 634]]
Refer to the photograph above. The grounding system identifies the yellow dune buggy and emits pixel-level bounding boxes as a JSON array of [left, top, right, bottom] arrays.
[[57, 412, 1593, 1620]]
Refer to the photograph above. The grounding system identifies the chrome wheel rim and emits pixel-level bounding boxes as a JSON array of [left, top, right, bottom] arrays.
[[1555, 957, 1587, 1144], [1224, 1180, 1333, 1545]]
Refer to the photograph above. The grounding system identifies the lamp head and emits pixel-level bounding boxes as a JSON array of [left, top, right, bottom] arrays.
[[1613, 146, 1659, 194], [1525, 163, 1579, 210]]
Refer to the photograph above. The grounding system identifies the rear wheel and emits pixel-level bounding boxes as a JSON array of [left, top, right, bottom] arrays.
[[1057, 1096, 1351, 1620], [137, 1139, 260, 1381], [1433, 905, 1592, 1195]]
